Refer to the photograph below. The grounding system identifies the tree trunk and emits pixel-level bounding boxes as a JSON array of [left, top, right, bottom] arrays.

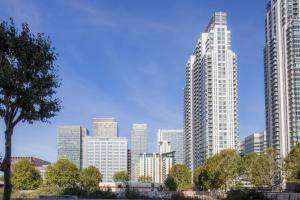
[[3, 127, 13, 200]]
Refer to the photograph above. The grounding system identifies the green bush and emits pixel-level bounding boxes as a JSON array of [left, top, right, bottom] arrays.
[[227, 189, 270, 200]]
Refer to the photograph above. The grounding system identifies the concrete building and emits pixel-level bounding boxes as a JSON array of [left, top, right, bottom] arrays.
[[264, 0, 300, 158], [57, 125, 89, 169], [184, 12, 239, 170], [241, 131, 267, 156], [157, 129, 185, 164], [82, 136, 128, 182], [139, 152, 175, 184], [131, 124, 148, 181], [93, 118, 118, 137]]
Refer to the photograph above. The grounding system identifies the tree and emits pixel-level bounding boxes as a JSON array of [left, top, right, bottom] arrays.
[[251, 148, 280, 190], [165, 164, 192, 191], [79, 166, 102, 191], [138, 176, 152, 183], [45, 160, 79, 189], [11, 159, 42, 190], [240, 153, 259, 183], [0, 19, 61, 200], [113, 171, 129, 183], [194, 150, 241, 191], [285, 143, 300, 181]]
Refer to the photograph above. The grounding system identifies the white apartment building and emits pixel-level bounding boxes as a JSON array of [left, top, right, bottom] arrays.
[[139, 152, 174, 184], [93, 118, 118, 138], [184, 12, 239, 170], [264, 0, 300, 158], [82, 136, 128, 182], [131, 124, 148, 181]]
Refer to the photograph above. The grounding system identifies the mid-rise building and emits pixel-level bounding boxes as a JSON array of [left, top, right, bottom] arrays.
[[131, 124, 148, 181], [264, 0, 300, 158], [82, 136, 128, 182], [242, 131, 267, 155], [184, 12, 239, 170], [57, 125, 89, 169], [157, 129, 185, 164], [93, 118, 118, 137], [139, 152, 174, 184]]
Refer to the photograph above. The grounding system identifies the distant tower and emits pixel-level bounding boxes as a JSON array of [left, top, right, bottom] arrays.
[[131, 123, 148, 181], [93, 118, 118, 137], [184, 12, 239, 170], [264, 0, 300, 158], [57, 125, 89, 169]]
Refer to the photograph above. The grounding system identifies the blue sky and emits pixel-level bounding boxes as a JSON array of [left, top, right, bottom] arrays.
[[0, 0, 267, 162]]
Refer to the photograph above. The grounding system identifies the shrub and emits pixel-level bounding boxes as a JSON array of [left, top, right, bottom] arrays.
[[227, 189, 270, 200]]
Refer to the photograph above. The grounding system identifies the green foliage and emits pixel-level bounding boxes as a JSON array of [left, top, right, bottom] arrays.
[[251, 148, 280, 189], [165, 164, 192, 191], [11, 159, 42, 190], [112, 171, 129, 183], [45, 159, 79, 188], [226, 189, 270, 200], [138, 175, 152, 183], [0, 18, 61, 124], [195, 150, 241, 191], [79, 166, 102, 191], [285, 142, 300, 181], [239, 153, 259, 182]]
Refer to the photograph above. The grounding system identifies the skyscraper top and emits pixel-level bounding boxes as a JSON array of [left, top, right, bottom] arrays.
[[206, 12, 227, 32], [93, 118, 118, 137]]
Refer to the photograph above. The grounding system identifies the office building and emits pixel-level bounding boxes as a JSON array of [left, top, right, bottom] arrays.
[[184, 12, 239, 170], [127, 149, 131, 179], [242, 131, 267, 155], [157, 129, 185, 164], [93, 118, 118, 137], [82, 136, 128, 182], [57, 125, 89, 169], [131, 124, 148, 181], [264, 0, 300, 158]]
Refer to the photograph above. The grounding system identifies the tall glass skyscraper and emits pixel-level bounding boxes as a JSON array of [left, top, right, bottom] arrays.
[[93, 118, 118, 137], [184, 12, 239, 170], [264, 0, 300, 158], [131, 123, 148, 181], [57, 125, 89, 169], [157, 129, 185, 164]]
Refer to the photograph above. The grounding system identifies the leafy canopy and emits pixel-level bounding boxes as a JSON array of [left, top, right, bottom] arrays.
[[165, 164, 192, 191], [285, 143, 300, 181], [45, 159, 79, 188], [12, 159, 42, 190], [79, 166, 102, 191], [113, 171, 129, 183], [0, 19, 61, 127]]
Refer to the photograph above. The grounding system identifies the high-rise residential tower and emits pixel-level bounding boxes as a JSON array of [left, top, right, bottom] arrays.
[[157, 129, 185, 164], [93, 118, 118, 137], [184, 12, 239, 170], [131, 123, 148, 181], [264, 0, 300, 158], [57, 125, 89, 169]]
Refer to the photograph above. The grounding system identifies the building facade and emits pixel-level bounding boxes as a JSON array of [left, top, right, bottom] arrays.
[[157, 129, 185, 164], [184, 12, 239, 170], [82, 136, 128, 182], [131, 124, 148, 181], [93, 118, 118, 138], [264, 0, 300, 158], [57, 125, 89, 169], [242, 131, 267, 155], [139, 152, 174, 184]]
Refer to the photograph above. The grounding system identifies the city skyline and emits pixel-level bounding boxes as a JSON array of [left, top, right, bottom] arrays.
[[0, 0, 266, 162]]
